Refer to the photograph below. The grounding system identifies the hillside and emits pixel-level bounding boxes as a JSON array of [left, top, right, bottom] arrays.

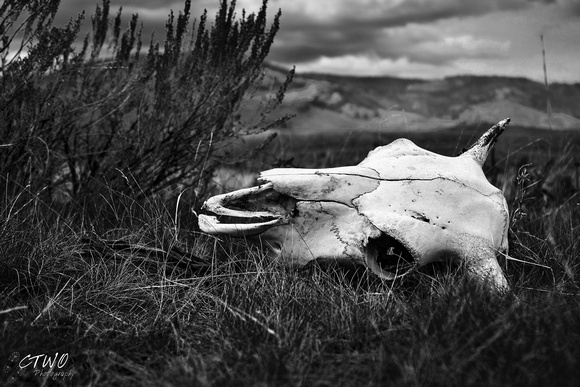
[[261, 65, 580, 132]]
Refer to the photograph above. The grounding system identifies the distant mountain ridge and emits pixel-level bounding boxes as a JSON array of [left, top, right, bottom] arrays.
[[263, 65, 580, 132]]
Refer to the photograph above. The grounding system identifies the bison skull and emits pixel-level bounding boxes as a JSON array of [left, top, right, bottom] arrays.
[[199, 119, 511, 292]]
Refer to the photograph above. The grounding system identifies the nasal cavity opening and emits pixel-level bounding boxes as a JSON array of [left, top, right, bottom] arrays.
[[367, 233, 415, 278]]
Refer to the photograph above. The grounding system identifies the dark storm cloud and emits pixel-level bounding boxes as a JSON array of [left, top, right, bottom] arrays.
[[268, 0, 538, 65], [49, 0, 535, 66], [26, 0, 578, 81], [559, 0, 580, 14]]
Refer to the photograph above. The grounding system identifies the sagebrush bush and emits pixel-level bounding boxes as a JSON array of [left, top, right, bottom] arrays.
[[1, 0, 293, 206]]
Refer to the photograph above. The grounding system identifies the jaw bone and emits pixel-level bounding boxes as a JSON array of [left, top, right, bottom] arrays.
[[199, 119, 512, 292]]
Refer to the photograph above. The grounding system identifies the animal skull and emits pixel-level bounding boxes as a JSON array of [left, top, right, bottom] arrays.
[[199, 119, 511, 292]]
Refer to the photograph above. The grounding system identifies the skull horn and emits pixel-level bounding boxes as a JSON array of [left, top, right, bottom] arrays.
[[461, 118, 510, 166]]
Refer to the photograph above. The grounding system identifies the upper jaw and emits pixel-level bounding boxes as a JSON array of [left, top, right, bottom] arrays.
[[199, 183, 289, 236]]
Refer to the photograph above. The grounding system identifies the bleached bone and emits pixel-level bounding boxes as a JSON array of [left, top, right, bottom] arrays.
[[199, 119, 512, 292], [199, 183, 285, 236]]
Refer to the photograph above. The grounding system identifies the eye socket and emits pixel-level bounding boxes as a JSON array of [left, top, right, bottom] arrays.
[[366, 233, 416, 280]]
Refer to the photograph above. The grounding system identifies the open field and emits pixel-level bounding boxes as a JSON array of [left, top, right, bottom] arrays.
[[2, 124, 580, 386], [258, 125, 580, 168]]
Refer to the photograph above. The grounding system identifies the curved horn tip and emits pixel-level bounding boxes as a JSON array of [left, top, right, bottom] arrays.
[[462, 118, 511, 166]]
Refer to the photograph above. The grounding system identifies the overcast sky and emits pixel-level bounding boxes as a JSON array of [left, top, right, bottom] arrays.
[[55, 0, 580, 83]]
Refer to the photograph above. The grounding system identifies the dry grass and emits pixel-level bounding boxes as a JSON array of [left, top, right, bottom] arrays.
[[1, 136, 580, 386]]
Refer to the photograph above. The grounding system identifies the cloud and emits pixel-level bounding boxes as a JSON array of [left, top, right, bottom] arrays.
[[267, 0, 580, 82], [441, 36, 511, 52], [50, 0, 554, 68], [14, 0, 580, 82], [273, 0, 532, 27], [291, 55, 456, 78], [405, 33, 511, 65], [267, 0, 537, 66], [272, 19, 512, 69], [558, 0, 580, 15]]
